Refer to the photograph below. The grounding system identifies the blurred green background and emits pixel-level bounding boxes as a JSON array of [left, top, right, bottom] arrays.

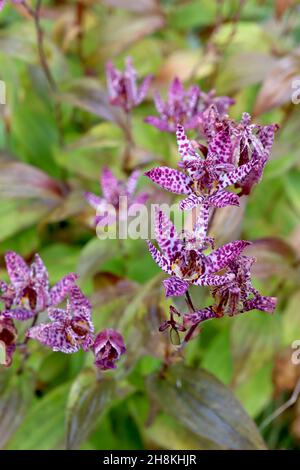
[[1, 0, 300, 450]]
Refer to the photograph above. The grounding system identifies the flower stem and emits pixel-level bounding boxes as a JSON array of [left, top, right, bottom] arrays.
[[21, 1, 64, 145], [22, 0, 56, 91], [185, 290, 195, 313], [122, 111, 134, 174], [17, 314, 39, 374]]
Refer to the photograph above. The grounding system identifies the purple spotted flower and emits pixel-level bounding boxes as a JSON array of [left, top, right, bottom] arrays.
[[145, 125, 258, 234], [145, 78, 234, 133], [106, 57, 153, 112], [27, 286, 94, 353], [183, 256, 277, 328], [93, 328, 126, 370], [85, 167, 148, 227], [0, 251, 77, 320], [202, 109, 278, 195], [210, 255, 277, 316], [147, 209, 250, 297], [230, 113, 278, 195], [0, 315, 17, 367]]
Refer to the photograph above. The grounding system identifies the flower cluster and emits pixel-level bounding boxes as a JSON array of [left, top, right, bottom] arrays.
[[0, 252, 125, 369], [145, 77, 234, 133], [145, 107, 277, 343], [85, 167, 148, 228], [106, 57, 153, 113]]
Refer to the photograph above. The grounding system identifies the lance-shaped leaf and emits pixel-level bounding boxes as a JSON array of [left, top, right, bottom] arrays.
[[60, 79, 129, 135], [65, 369, 115, 450], [147, 364, 266, 450], [5, 383, 69, 450], [0, 369, 34, 449]]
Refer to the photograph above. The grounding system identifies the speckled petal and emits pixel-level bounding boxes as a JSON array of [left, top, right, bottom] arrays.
[[137, 74, 153, 104], [153, 90, 165, 115], [84, 192, 106, 211], [243, 295, 277, 313], [154, 209, 181, 259], [205, 240, 250, 274], [5, 251, 29, 288], [50, 273, 78, 306], [194, 203, 210, 243], [126, 170, 140, 197], [146, 240, 172, 274], [176, 124, 197, 160], [144, 116, 172, 132], [31, 254, 49, 291], [27, 323, 80, 353], [145, 167, 192, 195], [207, 129, 233, 165], [193, 273, 235, 287], [3, 308, 36, 321], [163, 277, 189, 297], [48, 307, 68, 322], [218, 159, 257, 189], [179, 194, 203, 211], [70, 286, 93, 328], [100, 167, 119, 204], [209, 190, 240, 208]]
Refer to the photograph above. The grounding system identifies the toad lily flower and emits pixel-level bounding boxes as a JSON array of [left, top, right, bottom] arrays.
[[145, 78, 234, 133], [145, 125, 258, 225], [210, 255, 277, 316], [93, 328, 126, 370], [85, 167, 148, 228], [231, 113, 278, 195], [145, 78, 201, 133], [0, 315, 17, 367], [0, 251, 77, 320], [183, 256, 277, 328], [147, 209, 250, 297], [106, 57, 153, 112], [202, 110, 278, 195], [27, 286, 94, 353]]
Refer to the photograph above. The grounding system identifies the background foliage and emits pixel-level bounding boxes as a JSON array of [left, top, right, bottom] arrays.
[[1, 0, 300, 450]]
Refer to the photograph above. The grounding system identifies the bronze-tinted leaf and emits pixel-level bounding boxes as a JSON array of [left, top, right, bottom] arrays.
[[0, 370, 34, 449], [65, 369, 115, 450], [0, 157, 65, 202], [253, 49, 300, 116], [244, 237, 297, 279], [60, 79, 129, 134], [96, 13, 165, 60]]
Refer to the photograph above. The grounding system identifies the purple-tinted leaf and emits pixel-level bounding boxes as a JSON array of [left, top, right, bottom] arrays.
[[66, 369, 115, 450], [147, 364, 266, 450]]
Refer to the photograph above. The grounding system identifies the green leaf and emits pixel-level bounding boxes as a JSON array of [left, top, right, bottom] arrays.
[[201, 329, 233, 385], [65, 369, 115, 450], [235, 362, 273, 419], [77, 238, 117, 280], [231, 312, 281, 386], [147, 364, 266, 450], [6, 383, 70, 450], [0, 199, 50, 242]]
